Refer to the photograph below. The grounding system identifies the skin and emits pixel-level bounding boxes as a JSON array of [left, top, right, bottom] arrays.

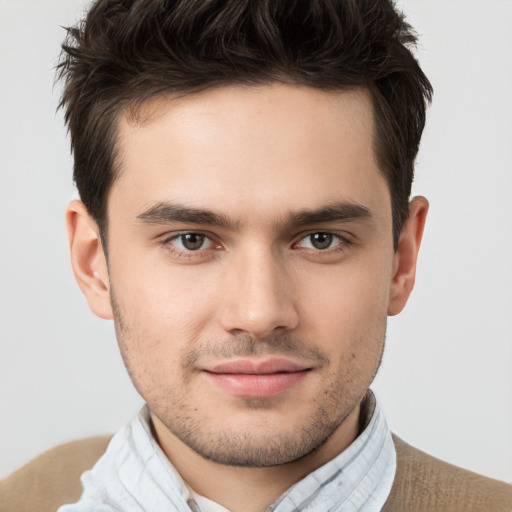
[[67, 84, 428, 512]]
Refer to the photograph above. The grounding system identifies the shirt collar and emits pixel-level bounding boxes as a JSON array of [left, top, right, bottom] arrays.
[[139, 390, 396, 512], [266, 391, 396, 511]]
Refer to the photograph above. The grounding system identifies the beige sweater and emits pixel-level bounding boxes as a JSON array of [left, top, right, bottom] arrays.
[[1, 435, 511, 511]]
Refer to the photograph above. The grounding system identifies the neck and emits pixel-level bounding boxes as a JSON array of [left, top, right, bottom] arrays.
[[151, 401, 364, 512]]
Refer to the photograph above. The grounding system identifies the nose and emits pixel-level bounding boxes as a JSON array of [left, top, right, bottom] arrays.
[[219, 246, 299, 339]]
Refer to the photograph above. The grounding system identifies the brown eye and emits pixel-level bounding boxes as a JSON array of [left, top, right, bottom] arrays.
[[180, 233, 207, 251], [309, 233, 334, 250], [163, 232, 221, 259], [295, 232, 347, 251]]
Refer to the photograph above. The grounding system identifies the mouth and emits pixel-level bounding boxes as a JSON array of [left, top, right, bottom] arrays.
[[202, 358, 312, 398]]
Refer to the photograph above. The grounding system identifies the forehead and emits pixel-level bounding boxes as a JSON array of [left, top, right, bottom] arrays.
[[111, 84, 389, 225]]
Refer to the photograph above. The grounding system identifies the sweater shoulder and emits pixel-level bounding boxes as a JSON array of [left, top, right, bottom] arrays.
[[0, 436, 111, 512], [382, 434, 512, 512]]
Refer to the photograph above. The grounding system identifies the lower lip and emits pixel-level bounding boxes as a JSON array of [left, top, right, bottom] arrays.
[[203, 371, 309, 398]]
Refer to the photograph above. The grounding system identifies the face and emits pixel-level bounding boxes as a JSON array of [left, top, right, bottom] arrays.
[[77, 84, 415, 467]]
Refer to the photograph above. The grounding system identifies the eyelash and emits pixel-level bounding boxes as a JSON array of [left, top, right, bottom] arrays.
[[292, 232, 349, 252], [159, 231, 352, 259], [160, 232, 220, 259]]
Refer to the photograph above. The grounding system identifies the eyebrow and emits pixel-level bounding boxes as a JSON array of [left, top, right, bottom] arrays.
[[136, 200, 372, 230], [285, 201, 372, 226], [137, 202, 241, 230]]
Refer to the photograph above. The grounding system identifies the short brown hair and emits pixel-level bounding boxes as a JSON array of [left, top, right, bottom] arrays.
[[57, 0, 433, 247]]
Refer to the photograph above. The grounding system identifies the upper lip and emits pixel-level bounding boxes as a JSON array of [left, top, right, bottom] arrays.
[[204, 358, 311, 375]]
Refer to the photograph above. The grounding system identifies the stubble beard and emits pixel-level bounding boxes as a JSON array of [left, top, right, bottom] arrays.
[[153, 370, 367, 467], [111, 291, 386, 468]]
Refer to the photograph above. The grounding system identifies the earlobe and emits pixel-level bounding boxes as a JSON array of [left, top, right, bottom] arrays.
[[388, 196, 429, 316], [66, 200, 113, 320]]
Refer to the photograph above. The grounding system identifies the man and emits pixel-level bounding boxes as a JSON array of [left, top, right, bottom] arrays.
[[0, 0, 511, 511]]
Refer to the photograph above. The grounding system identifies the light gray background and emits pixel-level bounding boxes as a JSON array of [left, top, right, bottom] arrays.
[[1, 0, 511, 482]]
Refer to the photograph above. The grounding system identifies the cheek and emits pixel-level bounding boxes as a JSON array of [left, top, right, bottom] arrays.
[[110, 247, 221, 332], [296, 263, 391, 350]]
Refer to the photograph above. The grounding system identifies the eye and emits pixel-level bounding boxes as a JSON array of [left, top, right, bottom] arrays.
[[295, 232, 345, 251], [167, 233, 214, 252]]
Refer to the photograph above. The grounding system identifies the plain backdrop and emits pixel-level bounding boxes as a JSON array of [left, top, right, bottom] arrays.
[[1, 0, 511, 482]]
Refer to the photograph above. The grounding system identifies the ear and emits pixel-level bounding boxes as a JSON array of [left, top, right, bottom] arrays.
[[66, 200, 113, 320], [388, 196, 429, 316]]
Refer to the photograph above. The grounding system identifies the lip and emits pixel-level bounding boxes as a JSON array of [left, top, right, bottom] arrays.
[[206, 358, 310, 375], [202, 358, 312, 398]]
